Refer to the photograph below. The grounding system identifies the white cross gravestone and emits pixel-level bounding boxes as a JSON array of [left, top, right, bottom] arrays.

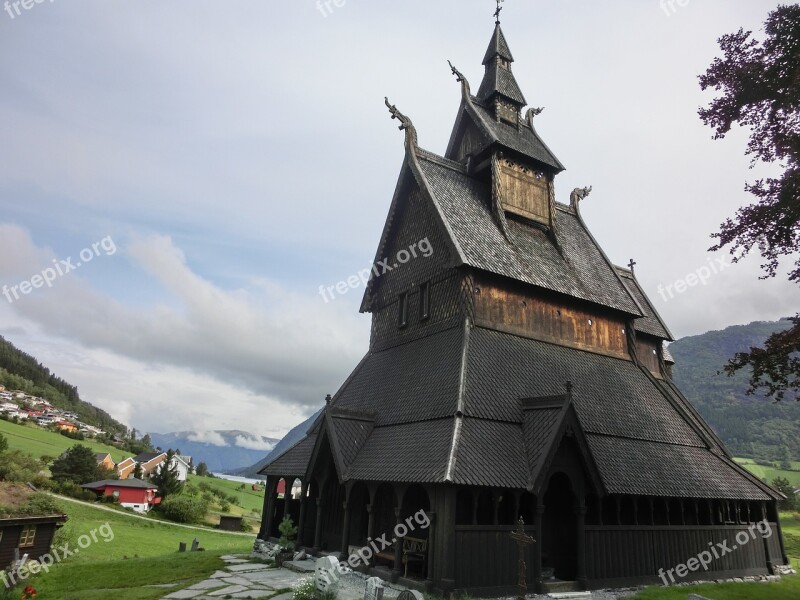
[[315, 555, 341, 593], [363, 577, 384, 600]]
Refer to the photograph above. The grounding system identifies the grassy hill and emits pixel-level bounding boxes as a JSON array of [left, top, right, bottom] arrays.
[[30, 498, 252, 600], [0, 335, 126, 434], [670, 318, 800, 462], [0, 418, 128, 462], [736, 457, 800, 487]]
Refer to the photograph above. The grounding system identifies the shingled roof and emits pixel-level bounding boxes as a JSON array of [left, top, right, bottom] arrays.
[[615, 266, 673, 340]]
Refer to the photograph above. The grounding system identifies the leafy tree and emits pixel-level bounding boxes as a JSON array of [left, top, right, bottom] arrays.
[[194, 462, 209, 477], [771, 476, 798, 510], [133, 462, 143, 480], [50, 444, 99, 485], [141, 433, 152, 448], [0, 432, 7, 454], [150, 450, 183, 499], [699, 4, 800, 401]]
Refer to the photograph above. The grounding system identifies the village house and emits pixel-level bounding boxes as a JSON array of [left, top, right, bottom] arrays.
[[95, 453, 115, 471], [115, 457, 137, 480], [256, 17, 788, 596], [81, 479, 160, 513]]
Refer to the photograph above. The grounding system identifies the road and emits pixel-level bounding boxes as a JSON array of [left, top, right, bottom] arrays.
[[53, 494, 256, 537]]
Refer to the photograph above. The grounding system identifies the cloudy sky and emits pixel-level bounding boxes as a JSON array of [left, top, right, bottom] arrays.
[[0, 1, 796, 439]]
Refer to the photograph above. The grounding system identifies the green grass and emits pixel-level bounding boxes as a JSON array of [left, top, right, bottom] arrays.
[[54, 500, 252, 561], [15, 497, 254, 599], [188, 474, 265, 513], [0, 419, 127, 463], [28, 551, 232, 600], [633, 576, 800, 600], [735, 458, 800, 487], [780, 512, 800, 568]]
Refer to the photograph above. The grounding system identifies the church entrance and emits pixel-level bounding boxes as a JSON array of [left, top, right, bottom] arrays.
[[542, 472, 577, 581]]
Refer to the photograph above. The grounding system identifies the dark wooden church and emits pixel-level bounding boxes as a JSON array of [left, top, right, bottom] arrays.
[[258, 16, 788, 596]]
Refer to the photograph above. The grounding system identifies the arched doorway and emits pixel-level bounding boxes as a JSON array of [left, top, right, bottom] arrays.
[[542, 472, 577, 581]]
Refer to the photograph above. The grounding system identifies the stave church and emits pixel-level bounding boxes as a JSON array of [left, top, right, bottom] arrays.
[[257, 11, 788, 596]]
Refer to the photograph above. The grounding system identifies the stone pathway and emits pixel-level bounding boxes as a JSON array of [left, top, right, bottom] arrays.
[[162, 555, 304, 600]]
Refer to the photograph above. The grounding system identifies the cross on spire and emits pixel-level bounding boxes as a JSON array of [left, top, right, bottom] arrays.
[[494, 0, 504, 24], [628, 258, 637, 274]]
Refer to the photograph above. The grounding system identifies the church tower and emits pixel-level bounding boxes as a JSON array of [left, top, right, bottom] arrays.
[[258, 11, 788, 595]]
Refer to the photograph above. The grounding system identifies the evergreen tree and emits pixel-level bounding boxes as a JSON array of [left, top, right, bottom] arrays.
[[133, 462, 143, 479], [50, 444, 100, 484], [150, 450, 183, 499], [194, 462, 209, 477]]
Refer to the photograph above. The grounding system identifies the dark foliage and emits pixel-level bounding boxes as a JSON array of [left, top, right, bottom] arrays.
[[699, 5, 800, 400], [150, 449, 183, 499], [50, 444, 100, 485]]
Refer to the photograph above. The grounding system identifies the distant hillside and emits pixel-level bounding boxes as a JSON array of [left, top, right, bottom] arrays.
[[0, 335, 126, 434], [231, 409, 322, 478], [147, 430, 280, 473], [670, 318, 800, 462]]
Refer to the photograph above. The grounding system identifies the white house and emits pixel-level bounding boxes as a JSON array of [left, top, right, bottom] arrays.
[[153, 454, 192, 482]]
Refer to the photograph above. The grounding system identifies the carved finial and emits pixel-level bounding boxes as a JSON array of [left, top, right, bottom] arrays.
[[494, 0, 504, 24], [525, 107, 544, 131], [384, 97, 418, 148], [325, 394, 332, 406], [628, 259, 637, 274], [569, 186, 592, 210], [448, 60, 472, 100]]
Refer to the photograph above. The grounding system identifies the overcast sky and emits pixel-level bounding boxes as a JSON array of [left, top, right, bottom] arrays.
[[0, 1, 796, 439]]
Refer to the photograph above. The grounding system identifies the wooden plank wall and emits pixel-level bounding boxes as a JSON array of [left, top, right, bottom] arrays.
[[454, 525, 535, 589], [472, 279, 629, 359], [585, 525, 768, 581]]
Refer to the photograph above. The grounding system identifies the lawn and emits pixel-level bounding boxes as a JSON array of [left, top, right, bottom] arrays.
[[188, 474, 265, 513], [12, 497, 254, 599], [735, 458, 800, 487], [0, 419, 127, 463]]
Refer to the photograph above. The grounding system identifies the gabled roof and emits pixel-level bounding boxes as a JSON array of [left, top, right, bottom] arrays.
[[82, 479, 157, 490], [134, 451, 166, 464], [415, 154, 641, 316], [615, 266, 673, 340]]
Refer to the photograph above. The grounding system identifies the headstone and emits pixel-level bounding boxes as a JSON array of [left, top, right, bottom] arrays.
[[397, 591, 424, 600], [191, 537, 200, 552], [364, 577, 384, 600], [178, 542, 187, 552], [315, 555, 340, 593]]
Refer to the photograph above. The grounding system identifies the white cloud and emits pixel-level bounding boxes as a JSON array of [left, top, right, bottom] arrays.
[[187, 431, 228, 447], [234, 435, 276, 452]]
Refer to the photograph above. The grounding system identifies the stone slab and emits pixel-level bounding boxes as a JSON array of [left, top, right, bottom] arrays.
[[187, 579, 228, 590], [208, 585, 248, 596], [227, 563, 274, 572], [163, 590, 205, 599]]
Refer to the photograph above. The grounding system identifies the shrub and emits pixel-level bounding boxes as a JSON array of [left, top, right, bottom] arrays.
[[278, 516, 298, 552], [160, 495, 208, 524], [228, 494, 239, 505], [17, 493, 63, 516], [219, 501, 230, 513], [53, 481, 96, 501]]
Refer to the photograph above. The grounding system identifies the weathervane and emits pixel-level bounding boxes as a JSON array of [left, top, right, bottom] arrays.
[[494, 0, 504, 24]]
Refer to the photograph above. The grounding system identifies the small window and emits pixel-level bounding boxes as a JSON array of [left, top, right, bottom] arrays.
[[19, 525, 36, 547], [419, 282, 431, 321], [398, 292, 409, 328]]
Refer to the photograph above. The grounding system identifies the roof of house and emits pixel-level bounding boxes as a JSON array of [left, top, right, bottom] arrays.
[[263, 325, 777, 501], [134, 452, 166, 464], [82, 479, 157, 491]]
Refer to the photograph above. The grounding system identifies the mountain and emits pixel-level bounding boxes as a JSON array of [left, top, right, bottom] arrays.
[[147, 430, 280, 473], [670, 317, 800, 462], [0, 335, 126, 434], [230, 409, 322, 478]]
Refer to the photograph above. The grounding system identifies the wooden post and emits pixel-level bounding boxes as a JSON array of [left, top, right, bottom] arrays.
[[510, 517, 535, 600], [260, 476, 278, 540], [425, 511, 436, 591], [341, 498, 352, 557], [392, 507, 403, 582], [282, 478, 292, 523], [576, 499, 587, 587], [297, 480, 309, 548], [313, 498, 325, 553], [533, 502, 544, 593]]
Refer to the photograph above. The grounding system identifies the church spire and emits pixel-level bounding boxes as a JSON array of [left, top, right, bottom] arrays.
[[476, 22, 527, 116]]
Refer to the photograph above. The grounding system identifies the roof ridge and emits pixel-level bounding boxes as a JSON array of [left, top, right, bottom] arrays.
[[416, 148, 467, 172]]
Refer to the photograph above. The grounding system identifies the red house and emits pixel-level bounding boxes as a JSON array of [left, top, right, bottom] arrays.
[[82, 479, 160, 514]]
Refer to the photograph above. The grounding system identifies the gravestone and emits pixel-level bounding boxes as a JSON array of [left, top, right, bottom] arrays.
[[397, 590, 424, 600], [191, 538, 200, 552], [315, 555, 340, 593], [178, 542, 187, 552], [364, 577, 384, 600]]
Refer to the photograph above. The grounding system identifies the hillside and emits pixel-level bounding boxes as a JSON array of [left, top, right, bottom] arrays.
[[231, 408, 321, 478], [0, 335, 126, 434], [0, 418, 129, 462], [147, 430, 280, 473], [670, 318, 800, 462]]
